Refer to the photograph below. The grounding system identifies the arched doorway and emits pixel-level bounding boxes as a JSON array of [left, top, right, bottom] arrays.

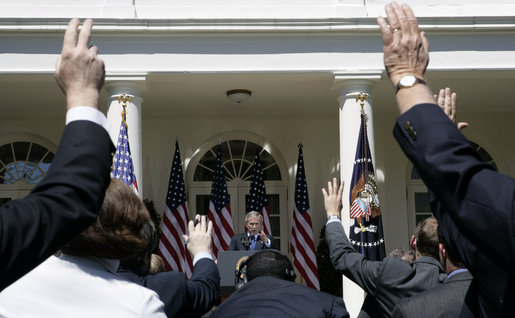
[[186, 133, 289, 252]]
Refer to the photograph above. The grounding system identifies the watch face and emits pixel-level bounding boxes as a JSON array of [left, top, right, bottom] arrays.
[[400, 76, 416, 87]]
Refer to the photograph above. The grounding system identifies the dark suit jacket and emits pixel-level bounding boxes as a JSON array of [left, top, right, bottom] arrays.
[[227, 232, 276, 251], [394, 103, 515, 317], [118, 258, 220, 318], [0, 120, 114, 290], [211, 276, 349, 318], [392, 270, 473, 318], [326, 222, 446, 318]]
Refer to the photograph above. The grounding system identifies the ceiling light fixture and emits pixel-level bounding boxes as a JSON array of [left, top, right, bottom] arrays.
[[226, 89, 252, 103]]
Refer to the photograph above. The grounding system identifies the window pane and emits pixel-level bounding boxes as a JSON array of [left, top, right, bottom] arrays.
[[193, 166, 213, 181], [263, 164, 281, 180], [195, 195, 211, 216], [243, 143, 258, 163], [271, 215, 281, 236], [414, 192, 430, 213], [267, 194, 280, 215], [0, 144, 14, 164]]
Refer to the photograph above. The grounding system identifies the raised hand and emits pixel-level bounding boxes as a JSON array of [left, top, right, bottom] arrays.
[[54, 18, 105, 110], [183, 215, 213, 257], [434, 88, 469, 130], [321, 178, 344, 218], [377, 2, 429, 86]]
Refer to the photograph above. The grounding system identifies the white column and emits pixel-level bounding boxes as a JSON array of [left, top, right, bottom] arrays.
[[332, 71, 381, 318], [105, 79, 146, 198]]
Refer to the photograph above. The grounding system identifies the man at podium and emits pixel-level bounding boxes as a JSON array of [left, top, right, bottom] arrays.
[[227, 211, 276, 251]]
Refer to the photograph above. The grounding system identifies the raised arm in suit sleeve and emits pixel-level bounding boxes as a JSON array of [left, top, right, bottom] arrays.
[[325, 221, 383, 295], [393, 103, 515, 272], [0, 120, 114, 290]]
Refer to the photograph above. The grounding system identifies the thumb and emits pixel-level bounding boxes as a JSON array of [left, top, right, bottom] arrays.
[[457, 122, 469, 130]]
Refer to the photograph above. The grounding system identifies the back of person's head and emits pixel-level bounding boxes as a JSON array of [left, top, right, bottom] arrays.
[[389, 248, 415, 264], [437, 227, 465, 268], [119, 219, 157, 275], [245, 249, 296, 282], [414, 216, 439, 259], [61, 178, 151, 260]]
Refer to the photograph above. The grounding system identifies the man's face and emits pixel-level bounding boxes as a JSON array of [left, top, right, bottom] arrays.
[[246, 217, 262, 235]]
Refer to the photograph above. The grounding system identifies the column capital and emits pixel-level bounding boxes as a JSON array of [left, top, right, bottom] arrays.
[[104, 74, 148, 99], [332, 70, 383, 98]]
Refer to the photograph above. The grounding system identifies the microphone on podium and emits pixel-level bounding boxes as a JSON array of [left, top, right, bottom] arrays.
[[241, 232, 252, 250]]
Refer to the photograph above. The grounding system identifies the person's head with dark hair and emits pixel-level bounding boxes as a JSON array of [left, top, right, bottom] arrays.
[[437, 226, 466, 273], [119, 219, 157, 276], [245, 249, 296, 282], [61, 178, 151, 260], [409, 216, 439, 260]]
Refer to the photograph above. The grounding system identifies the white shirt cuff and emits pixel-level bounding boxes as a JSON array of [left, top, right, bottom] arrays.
[[326, 218, 343, 226], [264, 239, 271, 248], [193, 252, 214, 266], [66, 106, 109, 132]]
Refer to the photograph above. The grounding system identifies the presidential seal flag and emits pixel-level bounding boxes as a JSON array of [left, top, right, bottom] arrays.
[[112, 98, 138, 192], [246, 148, 271, 235], [158, 141, 193, 278], [349, 111, 386, 261]]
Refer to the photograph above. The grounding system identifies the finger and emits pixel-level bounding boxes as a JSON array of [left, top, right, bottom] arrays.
[[89, 45, 98, 56], [77, 18, 93, 49], [321, 188, 328, 198], [457, 122, 469, 130], [188, 219, 195, 234], [200, 215, 206, 231], [390, 2, 406, 33], [433, 94, 438, 104], [377, 16, 393, 46], [337, 181, 345, 200], [421, 31, 430, 59], [403, 3, 420, 36], [438, 89, 445, 109], [327, 180, 333, 195], [444, 88, 452, 120], [451, 92, 457, 121], [62, 18, 79, 51], [385, 3, 401, 32], [206, 219, 213, 235], [332, 178, 338, 195]]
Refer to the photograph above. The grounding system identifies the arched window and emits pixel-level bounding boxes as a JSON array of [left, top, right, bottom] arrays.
[[188, 137, 287, 251], [406, 140, 498, 235], [0, 138, 56, 204]]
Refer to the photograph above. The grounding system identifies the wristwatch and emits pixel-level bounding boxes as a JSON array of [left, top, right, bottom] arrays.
[[395, 75, 426, 93], [327, 215, 341, 221]]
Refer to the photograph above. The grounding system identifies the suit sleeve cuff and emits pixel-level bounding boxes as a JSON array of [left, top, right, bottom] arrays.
[[193, 252, 214, 266], [66, 107, 110, 132]]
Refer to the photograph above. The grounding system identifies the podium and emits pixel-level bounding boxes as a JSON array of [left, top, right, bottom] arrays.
[[217, 250, 257, 294]]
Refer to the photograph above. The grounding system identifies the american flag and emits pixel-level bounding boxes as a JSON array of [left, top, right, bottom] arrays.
[[349, 113, 386, 261], [158, 141, 193, 278], [207, 144, 234, 258], [111, 108, 138, 192], [246, 148, 271, 235], [290, 145, 320, 290]]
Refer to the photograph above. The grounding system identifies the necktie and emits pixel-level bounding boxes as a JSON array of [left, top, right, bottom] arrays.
[[250, 235, 257, 250]]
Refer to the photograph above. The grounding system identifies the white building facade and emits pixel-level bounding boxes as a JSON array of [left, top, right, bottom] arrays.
[[1, 1, 514, 316]]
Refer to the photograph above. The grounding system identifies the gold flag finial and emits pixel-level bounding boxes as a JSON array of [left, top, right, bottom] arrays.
[[118, 94, 131, 128], [355, 92, 368, 109]]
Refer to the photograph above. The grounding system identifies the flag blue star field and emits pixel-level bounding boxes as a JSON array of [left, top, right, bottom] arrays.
[[112, 110, 138, 192], [207, 144, 234, 258], [349, 113, 386, 261], [158, 141, 193, 278], [246, 148, 271, 235], [290, 146, 320, 290]]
